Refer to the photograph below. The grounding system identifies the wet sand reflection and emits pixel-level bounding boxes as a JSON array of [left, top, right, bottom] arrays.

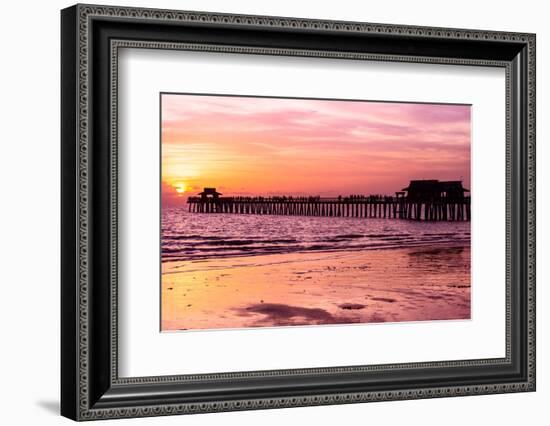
[[161, 244, 471, 331]]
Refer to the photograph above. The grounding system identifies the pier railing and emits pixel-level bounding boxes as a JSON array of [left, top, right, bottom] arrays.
[[187, 195, 470, 221]]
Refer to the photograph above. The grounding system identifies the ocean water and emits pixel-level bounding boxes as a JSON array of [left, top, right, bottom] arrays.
[[161, 207, 470, 262]]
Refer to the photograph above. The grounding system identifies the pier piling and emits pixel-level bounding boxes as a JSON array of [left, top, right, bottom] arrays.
[[187, 195, 470, 221]]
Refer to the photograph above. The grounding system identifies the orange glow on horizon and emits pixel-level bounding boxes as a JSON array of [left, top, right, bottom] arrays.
[[172, 182, 187, 195]]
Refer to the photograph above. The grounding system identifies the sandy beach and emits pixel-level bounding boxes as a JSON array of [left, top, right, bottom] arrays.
[[161, 244, 470, 331]]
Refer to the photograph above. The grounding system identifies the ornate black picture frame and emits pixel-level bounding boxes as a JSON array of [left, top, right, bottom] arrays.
[[61, 4, 536, 421]]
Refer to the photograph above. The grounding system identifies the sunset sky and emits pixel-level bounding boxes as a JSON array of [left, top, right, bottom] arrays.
[[161, 94, 470, 206]]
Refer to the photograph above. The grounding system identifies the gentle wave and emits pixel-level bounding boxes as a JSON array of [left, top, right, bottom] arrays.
[[161, 208, 470, 262]]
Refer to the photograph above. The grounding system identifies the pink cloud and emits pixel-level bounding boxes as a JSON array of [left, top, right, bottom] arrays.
[[161, 94, 470, 201]]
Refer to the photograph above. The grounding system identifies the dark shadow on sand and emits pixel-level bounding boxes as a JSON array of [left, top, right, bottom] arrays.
[[238, 303, 357, 326]]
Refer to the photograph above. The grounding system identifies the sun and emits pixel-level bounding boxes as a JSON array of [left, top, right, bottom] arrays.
[[173, 182, 187, 195]]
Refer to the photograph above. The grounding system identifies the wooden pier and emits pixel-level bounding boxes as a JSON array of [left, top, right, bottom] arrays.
[[186, 182, 470, 221], [187, 195, 470, 221]]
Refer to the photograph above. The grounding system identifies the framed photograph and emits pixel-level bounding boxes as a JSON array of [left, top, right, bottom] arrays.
[[61, 4, 536, 421]]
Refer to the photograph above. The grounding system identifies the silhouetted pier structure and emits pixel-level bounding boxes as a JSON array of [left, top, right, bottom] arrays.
[[187, 181, 470, 221]]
